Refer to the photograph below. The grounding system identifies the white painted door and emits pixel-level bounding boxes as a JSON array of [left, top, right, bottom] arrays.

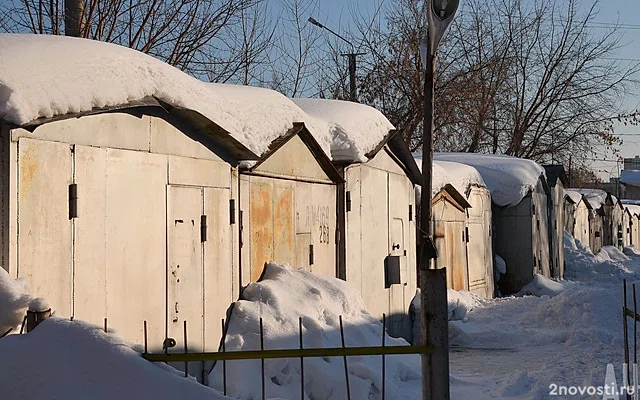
[[203, 186, 233, 352], [18, 138, 72, 317], [167, 186, 204, 356]]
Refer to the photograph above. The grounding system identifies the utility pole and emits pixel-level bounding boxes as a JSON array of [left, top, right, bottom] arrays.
[[308, 17, 364, 102], [419, 1, 459, 399], [64, 0, 84, 37]]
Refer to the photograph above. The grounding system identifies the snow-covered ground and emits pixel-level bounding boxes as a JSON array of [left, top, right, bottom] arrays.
[[0, 318, 231, 399], [1, 231, 636, 399], [450, 233, 639, 399]]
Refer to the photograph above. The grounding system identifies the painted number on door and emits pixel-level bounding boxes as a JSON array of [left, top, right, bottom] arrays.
[[319, 225, 330, 244]]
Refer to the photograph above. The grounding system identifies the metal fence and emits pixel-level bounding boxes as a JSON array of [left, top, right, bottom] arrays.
[[141, 314, 433, 400], [623, 279, 640, 400]]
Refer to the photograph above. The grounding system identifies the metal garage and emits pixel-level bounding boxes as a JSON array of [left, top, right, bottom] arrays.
[[0, 102, 256, 379]]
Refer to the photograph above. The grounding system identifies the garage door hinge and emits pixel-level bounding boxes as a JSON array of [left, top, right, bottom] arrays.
[[68, 184, 78, 219], [201, 215, 207, 242], [229, 199, 236, 224], [346, 191, 351, 212], [309, 244, 314, 265], [409, 205, 413, 221], [239, 210, 244, 248], [465, 226, 469, 243]]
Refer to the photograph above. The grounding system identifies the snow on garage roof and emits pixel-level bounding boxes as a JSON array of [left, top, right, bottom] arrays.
[[570, 188, 609, 210], [434, 153, 546, 207], [620, 170, 640, 187], [564, 190, 583, 205], [0, 34, 332, 158], [624, 203, 640, 217], [413, 154, 486, 197], [292, 98, 395, 162]]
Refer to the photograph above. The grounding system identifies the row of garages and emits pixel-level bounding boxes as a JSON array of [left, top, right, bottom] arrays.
[[564, 188, 640, 254], [3, 89, 567, 352], [0, 35, 601, 365]]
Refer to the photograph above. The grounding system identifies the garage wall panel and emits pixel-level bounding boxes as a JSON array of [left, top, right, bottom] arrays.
[[74, 145, 107, 325], [18, 138, 72, 317], [105, 149, 167, 347], [204, 187, 234, 351]]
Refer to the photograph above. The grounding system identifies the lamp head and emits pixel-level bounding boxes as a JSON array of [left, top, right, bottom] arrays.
[[431, 0, 459, 21], [425, 0, 460, 56], [308, 17, 324, 28]]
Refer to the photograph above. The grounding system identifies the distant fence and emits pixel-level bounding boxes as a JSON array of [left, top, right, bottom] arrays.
[[622, 279, 640, 400], [140, 314, 433, 400]]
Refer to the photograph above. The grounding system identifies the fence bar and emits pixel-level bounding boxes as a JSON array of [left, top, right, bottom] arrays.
[[19, 315, 27, 334], [221, 318, 227, 396], [142, 345, 434, 362], [635, 284, 638, 367], [339, 315, 351, 400], [144, 321, 148, 354], [299, 317, 304, 400], [260, 317, 265, 400], [382, 314, 386, 400], [183, 321, 189, 378], [624, 280, 631, 391]]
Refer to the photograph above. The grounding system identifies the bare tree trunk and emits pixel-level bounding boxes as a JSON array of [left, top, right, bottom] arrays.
[[64, 0, 83, 37]]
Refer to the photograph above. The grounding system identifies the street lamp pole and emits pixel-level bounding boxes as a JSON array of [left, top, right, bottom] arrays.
[[419, 1, 459, 399], [308, 17, 364, 102]]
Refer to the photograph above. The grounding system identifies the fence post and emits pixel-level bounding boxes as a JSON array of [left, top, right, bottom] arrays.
[[183, 321, 188, 378], [144, 321, 148, 354], [260, 317, 265, 400], [339, 315, 351, 400], [625, 280, 631, 393], [26, 308, 52, 333], [382, 314, 386, 400], [299, 317, 304, 400], [221, 318, 227, 396]]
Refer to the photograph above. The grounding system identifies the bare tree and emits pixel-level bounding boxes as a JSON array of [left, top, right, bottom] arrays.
[[0, 0, 265, 80], [354, 0, 640, 168], [265, 0, 322, 97]]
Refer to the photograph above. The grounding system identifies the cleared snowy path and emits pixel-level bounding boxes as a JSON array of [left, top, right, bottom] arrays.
[[450, 235, 640, 399]]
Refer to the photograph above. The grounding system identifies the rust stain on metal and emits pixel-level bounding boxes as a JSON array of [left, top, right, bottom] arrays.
[[250, 183, 273, 282], [20, 144, 38, 201], [273, 186, 294, 264]]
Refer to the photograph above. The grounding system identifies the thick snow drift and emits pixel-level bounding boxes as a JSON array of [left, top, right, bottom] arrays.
[[0, 267, 32, 335], [0, 318, 229, 399], [292, 98, 395, 162], [434, 153, 545, 206], [0, 34, 332, 158], [414, 154, 486, 197], [517, 274, 567, 297], [208, 262, 420, 400]]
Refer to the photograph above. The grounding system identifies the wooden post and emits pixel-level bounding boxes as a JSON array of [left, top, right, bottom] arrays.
[[26, 308, 52, 333]]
